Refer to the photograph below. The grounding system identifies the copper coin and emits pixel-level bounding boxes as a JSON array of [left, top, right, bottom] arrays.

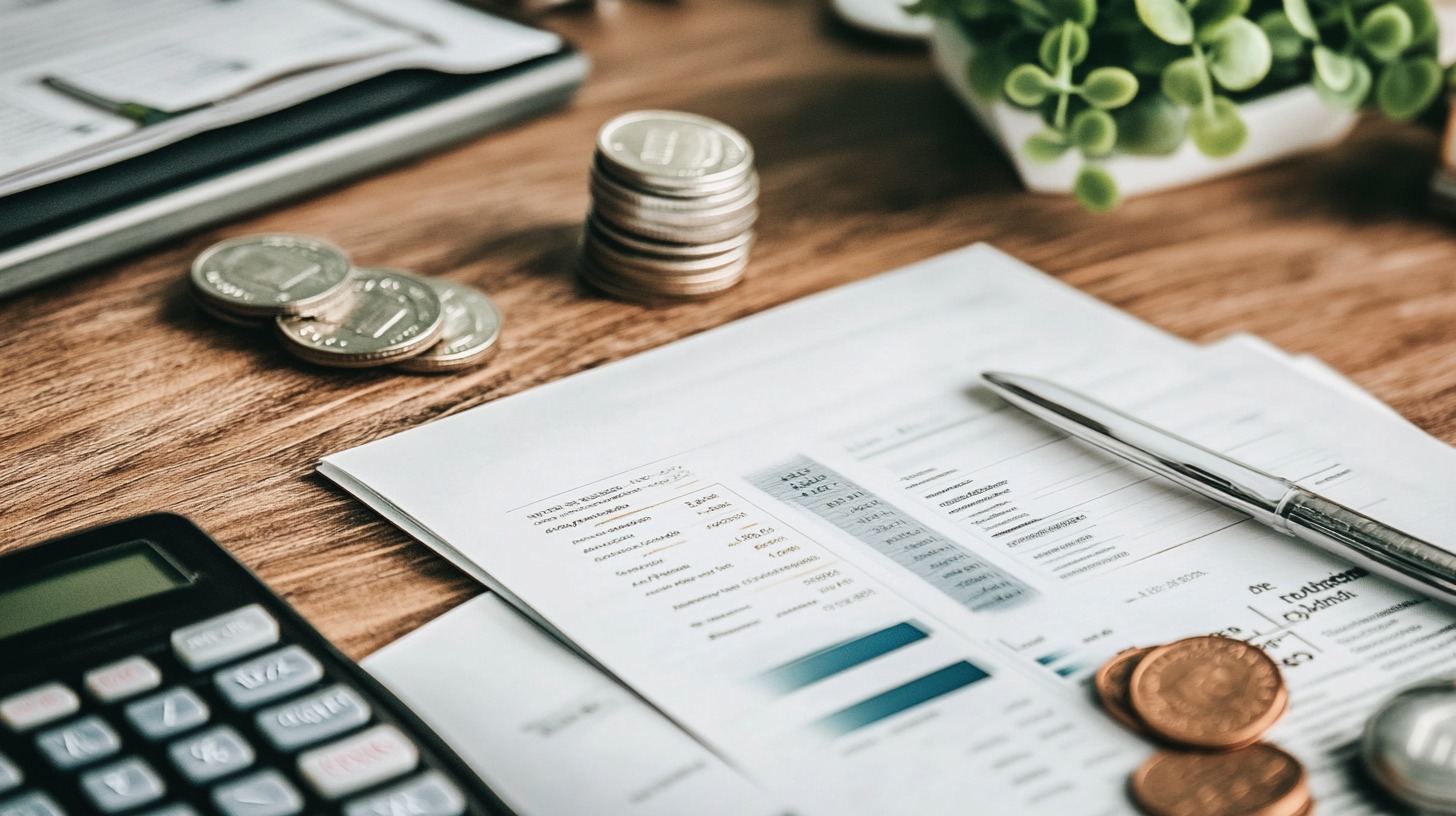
[[1095, 647, 1154, 733], [1129, 636, 1287, 750], [1130, 744, 1310, 816]]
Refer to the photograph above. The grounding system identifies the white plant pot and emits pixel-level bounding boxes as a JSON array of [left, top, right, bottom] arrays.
[[929, 18, 1360, 197]]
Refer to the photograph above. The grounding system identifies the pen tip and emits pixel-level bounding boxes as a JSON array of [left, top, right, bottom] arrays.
[[982, 371, 1013, 387]]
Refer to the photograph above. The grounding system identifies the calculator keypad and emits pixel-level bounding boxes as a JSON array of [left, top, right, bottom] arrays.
[[1, 603, 471, 815]]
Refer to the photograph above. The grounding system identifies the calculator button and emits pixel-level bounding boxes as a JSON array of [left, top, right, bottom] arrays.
[[342, 771, 466, 816], [80, 757, 166, 812], [0, 753, 21, 794], [171, 605, 280, 671], [137, 806, 198, 816], [35, 715, 121, 770], [0, 684, 79, 732], [0, 791, 65, 816], [212, 770, 303, 816], [85, 657, 162, 703], [125, 688, 210, 741], [297, 724, 419, 799], [215, 646, 323, 710], [255, 685, 371, 752], [168, 726, 255, 783]]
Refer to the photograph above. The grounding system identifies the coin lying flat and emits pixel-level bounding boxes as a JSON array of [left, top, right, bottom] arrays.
[[1129, 636, 1288, 750], [1094, 647, 1153, 733], [596, 111, 754, 193], [395, 279, 503, 373], [1363, 679, 1456, 813], [1130, 744, 1311, 816], [191, 234, 353, 318], [276, 268, 443, 368]]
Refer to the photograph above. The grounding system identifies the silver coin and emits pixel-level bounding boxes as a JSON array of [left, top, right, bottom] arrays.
[[591, 161, 759, 211], [590, 188, 759, 231], [395, 280, 503, 373], [599, 205, 758, 245], [1364, 680, 1456, 812], [596, 111, 753, 192], [276, 268, 443, 368], [585, 225, 751, 277], [191, 234, 354, 317], [580, 255, 746, 303], [588, 215, 755, 260], [192, 294, 273, 329]]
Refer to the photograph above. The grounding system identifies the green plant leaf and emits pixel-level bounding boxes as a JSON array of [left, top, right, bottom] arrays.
[[1161, 56, 1208, 106], [1360, 4, 1414, 62], [1314, 58, 1373, 108], [1207, 17, 1273, 90], [1313, 45, 1357, 90], [1128, 29, 1193, 73], [1188, 96, 1248, 156], [1046, 0, 1098, 25], [1081, 66, 1140, 108], [1376, 56, 1442, 118], [1259, 11, 1307, 61], [968, 40, 1017, 101], [1040, 22, 1091, 70], [1115, 96, 1188, 155], [1136, 0, 1195, 44], [1282, 0, 1319, 38], [1391, 0, 1438, 47], [1192, 0, 1251, 29], [1071, 109, 1119, 156], [1005, 63, 1056, 106], [1074, 165, 1121, 211], [1024, 130, 1071, 162]]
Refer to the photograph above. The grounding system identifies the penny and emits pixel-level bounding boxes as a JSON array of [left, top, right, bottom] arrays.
[[1129, 636, 1288, 750], [191, 234, 353, 317], [276, 268, 443, 368], [596, 111, 753, 193], [1130, 744, 1310, 816], [394, 280, 502, 373], [1094, 647, 1154, 733]]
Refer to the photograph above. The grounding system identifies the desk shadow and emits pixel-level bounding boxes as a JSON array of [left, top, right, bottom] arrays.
[[1275, 119, 1440, 223], [440, 222, 584, 284]]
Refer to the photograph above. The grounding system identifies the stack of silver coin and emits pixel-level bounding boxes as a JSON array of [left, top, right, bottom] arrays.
[[188, 234, 502, 372], [581, 111, 758, 302]]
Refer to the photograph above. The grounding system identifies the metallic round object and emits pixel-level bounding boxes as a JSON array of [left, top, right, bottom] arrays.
[[590, 163, 759, 212], [190, 234, 354, 318], [276, 268, 443, 368], [1130, 744, 1310, 816], [395, 280, 503, 373], [587, 215, 754, 260], [596, 111, 753, 193], [1364, 679, 1456, 813], [1094, 646, 1153, 733], [1129, 636, 1288, 750]]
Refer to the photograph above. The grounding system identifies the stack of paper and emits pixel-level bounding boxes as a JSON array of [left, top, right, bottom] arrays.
[[0, 0, 561, 195], [329, 245, 1456, 815]]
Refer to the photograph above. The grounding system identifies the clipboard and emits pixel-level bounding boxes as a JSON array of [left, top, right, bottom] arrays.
[[0, 46, 587, 298]]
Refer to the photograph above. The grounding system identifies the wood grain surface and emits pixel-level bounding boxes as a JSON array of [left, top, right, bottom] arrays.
[[3, 0, 1455, 659]]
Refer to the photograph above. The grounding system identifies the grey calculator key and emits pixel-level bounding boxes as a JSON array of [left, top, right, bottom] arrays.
[[172, 605, 280, 671], [214, 646, 323, 710], [0, 753, 20, 794], [168, 725, 255, 783], [0, 791, 65, 816], [342, 771, 467, 816], [256, 685, 370, 751], [138, 807, 198, 816], [125, 687, 210, 741], [80, 757, 166, 812], [212, 770, 303, 816], [35, 715, 121, 770]]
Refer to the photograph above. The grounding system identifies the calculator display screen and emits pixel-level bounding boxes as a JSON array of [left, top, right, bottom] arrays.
[[0, 543, 190, 639]]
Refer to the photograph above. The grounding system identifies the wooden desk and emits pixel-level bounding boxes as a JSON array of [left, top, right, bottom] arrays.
[[3, 0, 1455, 659]]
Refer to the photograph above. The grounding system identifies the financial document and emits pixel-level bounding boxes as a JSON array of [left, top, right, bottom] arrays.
[[326, 245, 1456, 814], [0, 0, 561, 193]]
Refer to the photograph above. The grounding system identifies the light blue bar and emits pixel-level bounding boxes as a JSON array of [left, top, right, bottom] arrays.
[[762, 622, 929, 692], [818, 661, 991, 734]]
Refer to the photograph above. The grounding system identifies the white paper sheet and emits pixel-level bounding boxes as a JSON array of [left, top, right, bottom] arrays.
[[0, 0, 561, 192], [325, 244, 1456, 814]]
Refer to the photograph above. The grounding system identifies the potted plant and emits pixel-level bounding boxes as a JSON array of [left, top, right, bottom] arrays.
[[913, 0, 1446, 210]]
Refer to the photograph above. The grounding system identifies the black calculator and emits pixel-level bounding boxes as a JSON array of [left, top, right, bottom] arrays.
[[0, 513, 513, 816]]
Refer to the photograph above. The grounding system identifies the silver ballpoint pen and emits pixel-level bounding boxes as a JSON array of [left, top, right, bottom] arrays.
[[981, 371, 1456, 606]]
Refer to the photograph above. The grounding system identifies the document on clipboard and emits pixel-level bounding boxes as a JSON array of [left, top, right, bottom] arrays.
[[324, 244, 1456, 815]]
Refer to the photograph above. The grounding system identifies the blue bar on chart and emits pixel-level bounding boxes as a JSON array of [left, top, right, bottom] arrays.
[[760, 622, 930, 692], [816, 661, 992, 734], [746, 456, 1034, 612]]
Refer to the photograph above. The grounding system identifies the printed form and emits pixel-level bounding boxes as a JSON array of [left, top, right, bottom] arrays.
[[325, 245, 1456, 814]]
